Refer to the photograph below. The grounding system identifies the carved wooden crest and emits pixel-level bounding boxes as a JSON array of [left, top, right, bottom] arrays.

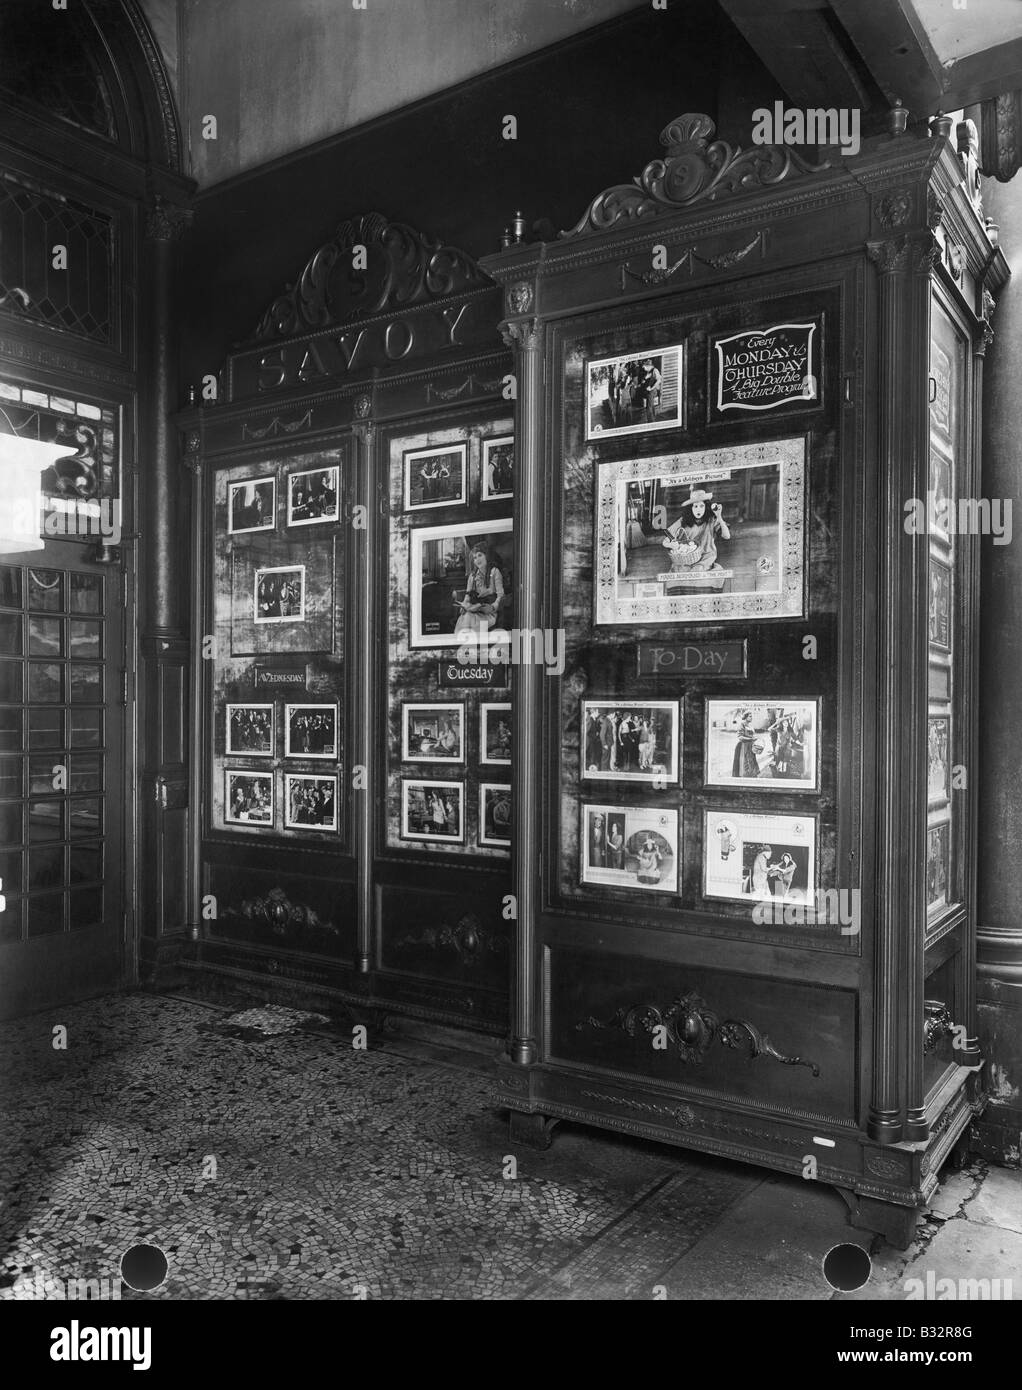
[[247, 212, 491, 343], [562, 112, 831, 238]]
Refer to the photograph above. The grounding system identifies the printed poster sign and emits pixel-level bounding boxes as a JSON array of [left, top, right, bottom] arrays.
[[713, 321, 819, 415]]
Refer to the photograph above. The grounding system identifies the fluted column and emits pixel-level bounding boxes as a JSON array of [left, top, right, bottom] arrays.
[[503, 316, 542, 1067], [352, 417, 376, 974]]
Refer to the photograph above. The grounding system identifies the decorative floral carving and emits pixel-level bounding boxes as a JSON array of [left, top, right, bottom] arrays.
[[249, 213, 491, 342], [562, 113, 830, 237], [875, 189, 914, 229], [866, 1153, 906, 1179], [394, 912, 505, 966], [923, 999, 954, 1054], [576, 991, 820, 1075], [507, 281, 533, 314], [233, 887, 335, 937]]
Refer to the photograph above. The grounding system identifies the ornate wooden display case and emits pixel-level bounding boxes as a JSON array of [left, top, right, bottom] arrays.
[[178, 215, 514, 1033], [482, 113, 1007, 1245]]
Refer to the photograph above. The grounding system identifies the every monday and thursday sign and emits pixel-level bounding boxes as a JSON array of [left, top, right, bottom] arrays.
[[712, 320, 820, 416]]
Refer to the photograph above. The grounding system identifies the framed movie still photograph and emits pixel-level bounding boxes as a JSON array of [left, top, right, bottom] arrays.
[[225, 771, 274, 827], [409, 518, 513, 649], [581, 700, 679, 784], [287, 465, 339, 526], [284, 703, 338, 759], [284, 773, 337, 830], [402, 703, 465, 763], [254, 565, 306, 624], [585, 344, 684, 441], [703, 810, 816, 905], [226, 703, 274, 757], [481, 436, 514, 501], [594, 438, 806, 626], [927, 817, 951, 915], [480, 703, 511, 766], [581, 804, 679, 894], [401, 779, 465, 844], [928, 716, 950, 805], [704, 698, 818, 791], [228, 478, 275, 535], [479, 783, 511, 848], [403, 444, 467, 512]]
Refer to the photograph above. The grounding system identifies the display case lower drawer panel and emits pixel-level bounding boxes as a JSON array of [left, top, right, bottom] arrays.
[[547, 945, 857, 1122], [376, 881, 510, 996], [205, 858, 357, 960]]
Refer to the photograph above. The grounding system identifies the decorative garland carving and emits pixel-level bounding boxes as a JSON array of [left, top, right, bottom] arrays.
[[425, 373, 505, 403], [561, 113, 830, 238], [576, 991, 820, 1076], [618, 231, 766, 290], [248, 213, 491, 342], [240, 410, 313, 441], [579, 1089, 696, 1127]]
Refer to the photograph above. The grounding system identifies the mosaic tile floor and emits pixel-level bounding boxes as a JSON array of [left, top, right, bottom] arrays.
[[0, 991, 1017, 1300]]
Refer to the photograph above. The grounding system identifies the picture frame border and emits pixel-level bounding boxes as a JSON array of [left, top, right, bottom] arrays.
[[402, 442, 468, 513], [584, 343, 686, 442], [478, 781, 512, 848], [283, 771, 339, 832], [701, 808, 819, 907], [399, 778, 466, 844], [580, 699, 680, 785], [479, 702, 512, 766], [284, 702, 340, 760], [401, 702, 466, 764], [224, 768, 275, 828], [481, 435, 514, 502], [225, 702, 275, 759], [227, 477, 276, 536], [286, 464, 340, 528], [702, 696, 821, 793], [253, 563, 307, 625], [409, 516, 514, 650], [593, 437, 807, 627], [579, 801, 680, 894]]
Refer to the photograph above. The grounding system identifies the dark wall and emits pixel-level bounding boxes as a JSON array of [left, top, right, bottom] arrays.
[[179, 1, 783, 390]]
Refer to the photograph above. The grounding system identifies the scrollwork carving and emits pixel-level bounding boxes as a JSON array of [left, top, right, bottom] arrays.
[[248, 213, 490, 342], [576, 991, 820, 1075], [923, 999, 954, 1054], [231, 887, 336, 938], [562, 113, 830, 238], [393, 912, 505, 966]]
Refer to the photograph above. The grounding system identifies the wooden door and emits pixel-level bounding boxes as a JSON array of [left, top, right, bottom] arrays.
[[0, 540, 125, 1017]]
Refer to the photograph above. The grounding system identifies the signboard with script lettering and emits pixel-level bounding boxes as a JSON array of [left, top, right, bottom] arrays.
[[637, 640, 747, 679], [254, 664, 309, 692], [437, 660, 509, 689], [712, 320, 820, 416]]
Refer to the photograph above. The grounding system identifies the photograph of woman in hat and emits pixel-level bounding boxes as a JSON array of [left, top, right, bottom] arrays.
[[661, 487, 731, 572]]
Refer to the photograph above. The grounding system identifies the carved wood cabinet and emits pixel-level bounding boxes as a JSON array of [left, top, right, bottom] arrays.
[[177, 215, 514, 1034], [481, 113, 1007, 1246]]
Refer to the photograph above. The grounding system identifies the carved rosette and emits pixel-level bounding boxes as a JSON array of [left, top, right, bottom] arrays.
[[562, 113, 829, 238], [577, 992, 820, 1075]]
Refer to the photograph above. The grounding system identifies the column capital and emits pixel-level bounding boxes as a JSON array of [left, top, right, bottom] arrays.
[[145, 195, 193, 243]]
